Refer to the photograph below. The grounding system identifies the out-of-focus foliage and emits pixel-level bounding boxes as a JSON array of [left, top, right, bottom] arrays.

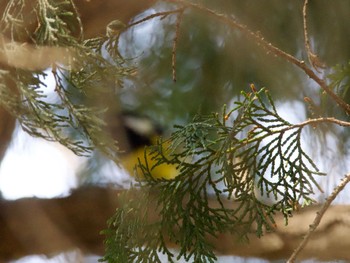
[[122, 1, 350, 126], [0, 0, 135, 159], [329, 62, 350, 104], [1, 0, 350, 262]]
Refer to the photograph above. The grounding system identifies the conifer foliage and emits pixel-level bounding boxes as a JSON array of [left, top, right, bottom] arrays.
[[1, 1, 350, 262]]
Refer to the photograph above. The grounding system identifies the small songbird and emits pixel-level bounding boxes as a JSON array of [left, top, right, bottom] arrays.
[[109, 112, 178, 180]]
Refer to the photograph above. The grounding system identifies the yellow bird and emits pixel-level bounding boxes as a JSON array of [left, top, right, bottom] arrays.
[[110, 112, 178, 180], [121, 147, 178, 180]]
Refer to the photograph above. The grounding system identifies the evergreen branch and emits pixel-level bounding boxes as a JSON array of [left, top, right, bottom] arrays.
[[37, 0, 59, 43], [328, 61, 350, 100], [0, 0, 27, 40], [1, 0, 134, 157], [51, 63, 122, 158], [166, 0, 350, 115], [103, 87, 331, 262], [287, 173, 350, 263]]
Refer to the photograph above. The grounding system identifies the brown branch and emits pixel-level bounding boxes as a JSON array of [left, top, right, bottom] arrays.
[[127, 8, 184, 29], [166, 0, 350, 115], [1, 186, 350, 262], [302, 0, 311, 56], [0, 186, 121, 262], [0, 35, 75, 71], [123, 7, 185, 82], [287, 173, 350, 262], [172, 9, 184, 82], [302, 0, 325, 73], [69, 0, 84, 41], [290, 117, 350, 129]]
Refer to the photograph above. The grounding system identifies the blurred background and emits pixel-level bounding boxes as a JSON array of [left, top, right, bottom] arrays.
[[1, 1, 350, 262]]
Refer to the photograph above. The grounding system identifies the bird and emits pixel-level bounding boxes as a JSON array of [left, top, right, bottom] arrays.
[[109, 112, 178, 180]]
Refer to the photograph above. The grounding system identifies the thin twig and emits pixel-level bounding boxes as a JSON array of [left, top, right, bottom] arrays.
[[125, 8, 185, 82], [302, 0, 310, 49], [290, 117, 350, 129], [127, 9, 184, 29], [172, 9, 184, 82], [303, 0, 312, 65], [69, 0, 84, 41], [287, 173, 350, 263], [303, 0, 325, 73], [166, 0, 350, 115]]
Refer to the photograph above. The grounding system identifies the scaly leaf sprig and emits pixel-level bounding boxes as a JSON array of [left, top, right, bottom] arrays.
[[103, 86, 326, 262]]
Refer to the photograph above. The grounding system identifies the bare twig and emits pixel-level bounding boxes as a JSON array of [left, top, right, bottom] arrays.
[[70, 0, 84, 41], [172, 9, 184, 82], [124, 8, 185, 82], [290, 117, 350, 129], [303, 0, 325, 73], [166, 0, 350, 115], [287, 173, 350, 263], [127, 9, 184, 29]]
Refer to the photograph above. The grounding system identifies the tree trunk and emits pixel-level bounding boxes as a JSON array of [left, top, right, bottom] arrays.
[[0, 186, 349, 262]]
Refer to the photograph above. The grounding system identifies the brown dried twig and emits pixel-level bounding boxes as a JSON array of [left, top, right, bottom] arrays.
[[172, 9, 184, 82], [303, 0, 325, 73], [125, 7, 185, 82], [284, 117, 350, 130], [127, 8, 184, 29], [287, 173, 350, 262]]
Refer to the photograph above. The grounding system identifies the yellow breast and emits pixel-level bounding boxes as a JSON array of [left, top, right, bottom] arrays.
[[120, 147, 178, 180]]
